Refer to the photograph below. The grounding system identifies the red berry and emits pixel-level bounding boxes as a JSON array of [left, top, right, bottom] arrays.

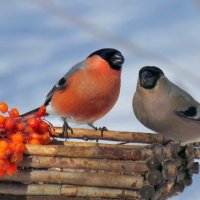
[[16, 121, 25, 131], [27, 118, 39, 129], [10, 132, 25, 144], [36, 106, 46, 117], [0, 151, 6, 159], [0, 140, 9, 158], [0, 101, 55, 177], [0, 169, 5, 177], [10, 153, 23, 164], [6, 163, 17, 175], [4, 118, 15, 131], [5, 146, 12, 156], [14, 143, 26, 153], [41, 132, 51, 145], [29, 139, 41, 145], [8, 142, 25, 153], [0, 102, 8, 113], [8, 143, 15, 153], [28, 132, 41, 140], [0, 140, 9, 151], [39, 121, 49, 133], [24, 127, 34, 134], [9, 108, 19, 118], [0, 115, 5, 124], [0, 159, 10, 171]]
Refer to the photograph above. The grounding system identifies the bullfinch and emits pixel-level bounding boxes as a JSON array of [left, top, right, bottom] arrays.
[[21, 48, 124, 134], [133, 66, 200, 144]]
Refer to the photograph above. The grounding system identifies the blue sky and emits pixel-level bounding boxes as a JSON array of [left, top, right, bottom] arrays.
[[0, 1, 200, 199]]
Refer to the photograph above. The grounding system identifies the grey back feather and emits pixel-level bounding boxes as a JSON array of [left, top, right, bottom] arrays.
[[44, 61, 84, 106], [169, 81, 200, 120]]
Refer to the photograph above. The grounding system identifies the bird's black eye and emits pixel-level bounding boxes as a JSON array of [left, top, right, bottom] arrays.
[[143, 71, 153, 78], [57, 77, 66, 87]]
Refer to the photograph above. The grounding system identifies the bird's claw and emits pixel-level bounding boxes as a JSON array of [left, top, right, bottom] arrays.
[[87, 124, 108, 142], [62, 126, 73, 138], [62, 118, 73, 139], [98, 126, 108, 132]]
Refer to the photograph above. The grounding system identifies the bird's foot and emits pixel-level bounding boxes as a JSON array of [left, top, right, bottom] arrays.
[[87, 123, 98, 130], [87, 123, 108, 142], [98, 126, 108, 132], [62, 118, 73, 139]]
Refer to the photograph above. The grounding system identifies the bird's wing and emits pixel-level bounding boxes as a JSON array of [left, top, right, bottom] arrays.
[[44, 61, 84, 106], [176, 105, 200, 120], [172, 84, 200, 121]]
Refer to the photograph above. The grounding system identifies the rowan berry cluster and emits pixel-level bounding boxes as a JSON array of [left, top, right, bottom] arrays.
[[0, 102, 52, 177]]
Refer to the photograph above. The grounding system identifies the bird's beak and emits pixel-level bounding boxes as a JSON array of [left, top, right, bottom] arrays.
[[111, 53, 124, 66]]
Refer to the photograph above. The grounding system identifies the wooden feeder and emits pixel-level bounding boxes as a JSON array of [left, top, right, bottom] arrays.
[[0, 127, 200, 200]]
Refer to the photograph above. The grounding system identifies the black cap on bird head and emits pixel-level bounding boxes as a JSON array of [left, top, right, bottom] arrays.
[[88, 48, 124, 71], [139, 66, 164, 89]]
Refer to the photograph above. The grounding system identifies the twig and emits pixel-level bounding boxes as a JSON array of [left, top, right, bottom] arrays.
[[54, 127, 167, 144]]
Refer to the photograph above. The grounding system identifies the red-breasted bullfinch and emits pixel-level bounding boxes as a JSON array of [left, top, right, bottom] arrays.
[[21, 48, 124, 134], [133, 66, 200, 144]]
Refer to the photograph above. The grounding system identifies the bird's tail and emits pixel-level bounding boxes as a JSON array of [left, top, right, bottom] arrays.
[[20, 105, 47, 119]]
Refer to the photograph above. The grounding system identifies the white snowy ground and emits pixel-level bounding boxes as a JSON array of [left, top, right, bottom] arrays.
[[0, 1, 200, 199]]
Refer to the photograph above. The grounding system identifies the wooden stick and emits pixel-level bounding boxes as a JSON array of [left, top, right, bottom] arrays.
[[0, 196, 140, 200], [24, 143, 179, 160], [189, 162, 199, 174], [61, 185, 139, 198], [54, 127, 167, 144], [0, 183, 60, 196], [162, 181, 175, 196], [138, 185, 155, 199], [0, 183, 139, 198], [62, 141, 146, 149], [194, 148, 200, 159], [24, 144, 154, 160], [153, 182, 171, 200], [147, 169, 162, 186], [0, 170, 144, 189], [162, 161, 178, 180], [20, 156, 148, 174]]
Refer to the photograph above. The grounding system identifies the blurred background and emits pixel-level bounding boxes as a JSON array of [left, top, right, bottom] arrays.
[[0, 0, 200, 199]]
